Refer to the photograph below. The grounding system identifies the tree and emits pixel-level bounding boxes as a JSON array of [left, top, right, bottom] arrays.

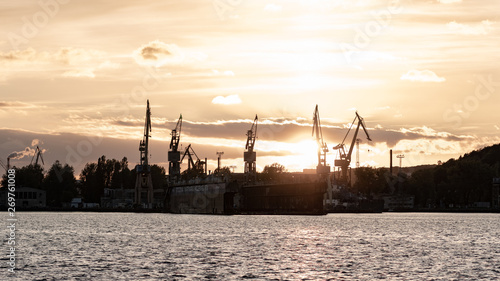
[[408, 168, 435, 208], [80, 162, 100, 203], [353, 167, 377, 196], [1, 164, 44, 189], [150, 164, 166, 189], [213, 166, 231, 177], [446, 158, 494, 206], [42, 161, 77, 207], [260, 163, 286, 181], [353, 167, 390, 196]]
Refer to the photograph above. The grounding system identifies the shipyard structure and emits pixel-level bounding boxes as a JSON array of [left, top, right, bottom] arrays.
[[134, 101, 379, 214]]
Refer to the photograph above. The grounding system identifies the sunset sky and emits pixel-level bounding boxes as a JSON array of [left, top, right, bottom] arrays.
[[1, 0, 499, 176]]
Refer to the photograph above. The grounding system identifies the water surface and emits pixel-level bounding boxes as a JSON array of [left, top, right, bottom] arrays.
[[5, 212, 500, 280]]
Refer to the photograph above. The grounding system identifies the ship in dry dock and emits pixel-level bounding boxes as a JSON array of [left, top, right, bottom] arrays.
[[133, 101, 381, 215]]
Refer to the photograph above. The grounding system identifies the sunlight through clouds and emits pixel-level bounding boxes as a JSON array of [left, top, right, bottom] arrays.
[[400, 70, 445, 83], [211, 94, 242, 105], [447, 20, 495, 35], [1, 0, 499, 173]]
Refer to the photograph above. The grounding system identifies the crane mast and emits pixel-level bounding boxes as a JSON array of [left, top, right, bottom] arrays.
[[31, 145, 45, 166], [168, 114, 182, 182], [312, 105, 330, 175], [244, 115, 258, 182], [135, 100, 154, 208], [334, 111, 371, 186]]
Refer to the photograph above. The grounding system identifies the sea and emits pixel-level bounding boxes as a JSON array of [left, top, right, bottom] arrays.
[[3, 212, 499, 280]]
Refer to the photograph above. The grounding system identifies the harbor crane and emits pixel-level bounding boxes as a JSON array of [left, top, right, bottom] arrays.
[[30, 146, 45, 166], [134, 100, 154, 207], [168, 114, 182, 182], [0, 159, 7, 172], [181, 144, 207, 176], [244, 115, 258, 182], [312, 105, 330, 175], [333, 111, 371, 186]]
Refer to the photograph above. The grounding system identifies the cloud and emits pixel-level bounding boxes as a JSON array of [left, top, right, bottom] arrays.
[[211, 94, 242, 105], [0, 47, 110, 79], [447, 20, 495, 35], [264, 3, 282, 12], [0, 47, 105, 66], [400, 69, 445, 82], [98, 61, 120, 69], [133, 40, 184, 67], [54, 47, 106, 65], [62, 69, 96, 78], [0, 48, 49, 65], [437, 0, 461, 3], [0, 101, 39, 108], [211, 69, 235, 76]]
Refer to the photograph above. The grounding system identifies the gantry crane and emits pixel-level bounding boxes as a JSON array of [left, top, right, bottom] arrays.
[[244, 115, 258, 182], [168, 114, 182, 182], [333, 111, 371, 186], [134, 100, 154, 207], [30, 146, 45, 166], [180, 144, 206, 177], [312, 105, 330, 175]]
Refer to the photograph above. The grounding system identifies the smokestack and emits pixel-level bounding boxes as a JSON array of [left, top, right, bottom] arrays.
[[390, 149, 393, 175]]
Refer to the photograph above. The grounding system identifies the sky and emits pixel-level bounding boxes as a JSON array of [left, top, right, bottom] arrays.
[[1, 0, 499, 176]]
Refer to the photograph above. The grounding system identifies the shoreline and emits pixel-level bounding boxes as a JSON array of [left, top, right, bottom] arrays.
[[3, 207, 499, 214]]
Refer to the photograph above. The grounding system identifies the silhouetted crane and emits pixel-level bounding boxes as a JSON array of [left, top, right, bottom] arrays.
[[0, 159, 7, 172], [312, 105, 330, 175], [134, 100, 154, 207], [30, 146, 45, 166], [168, 114, 182, 181], [333, 111, 371, 186], [244, 115, 258, 182], [181, 144, 206, 176]]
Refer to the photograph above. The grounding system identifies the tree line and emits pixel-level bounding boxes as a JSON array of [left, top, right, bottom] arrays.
[[353, 144, 500, 208], [1, 156, 166, 206]]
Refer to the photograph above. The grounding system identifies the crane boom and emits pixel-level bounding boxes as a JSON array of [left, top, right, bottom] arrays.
[[31, 146, 45, 166], [312, 105, 330, 175], [245, 115, 258, 150], [170, 114, 182, 150], [181, 144, 206, 175], [333, 111, 371, 185], [244, 115, 258, 180], [168, 114, 183, 181]]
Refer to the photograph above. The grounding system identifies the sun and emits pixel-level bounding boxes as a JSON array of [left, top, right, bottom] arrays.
[[256, 139, 321, 172]]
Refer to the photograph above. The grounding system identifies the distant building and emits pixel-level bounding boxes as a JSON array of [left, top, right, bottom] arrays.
[[383, 195, 414, 211], [100, 188, 135, 208], [100, 188, 165, 208], [70, 198, 83, 208], [0, 187, 46, 208], [70, 197, 100, 208], [302, 169, 316, 175]]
